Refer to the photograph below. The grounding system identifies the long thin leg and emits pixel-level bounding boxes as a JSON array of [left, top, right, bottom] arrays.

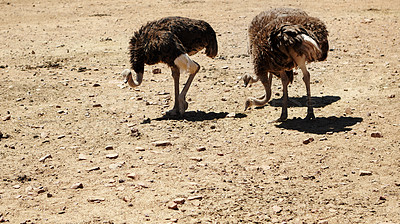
[[173, 53, 200, 115], [178, 61, 200, 114], [301, 65, 315, 120], [166, 66, 181, 116], [289, 49, 315, 120], [278, 71, 290, 122]]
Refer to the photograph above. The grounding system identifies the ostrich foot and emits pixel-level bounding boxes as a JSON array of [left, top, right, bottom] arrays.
[[178, 96, 188, 115], [304, 112, 315, 120], [165, 108, 180, 117]]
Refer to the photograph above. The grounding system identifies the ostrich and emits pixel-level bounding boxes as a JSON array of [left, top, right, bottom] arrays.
[[121, 16, 218, 116], [243, 8, 329, 122]]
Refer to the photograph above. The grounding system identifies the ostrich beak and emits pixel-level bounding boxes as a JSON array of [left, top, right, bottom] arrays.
[[121, 69, 131, 84]]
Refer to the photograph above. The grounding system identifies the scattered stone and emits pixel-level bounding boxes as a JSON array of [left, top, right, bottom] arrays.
[[173, 198, 186, 205], [371, 132, 383, 138], [106, 153, 119, 159], [344, 108, 351, 114], [167, 201, 178, 210], [196, 146, 206, 152], [86, 166, 100, 172], [92, 83, 101, 87], [130, 128, 141, 137], [93, 103, 102, 108], [36, 186, 47, 194], [78, 67, 88, 72], [190, 157, 202, 162], [152, 68, 162, 74], [105, 145, 114, 150], [13, 184, 21, 189], [2, 115, 11, 121], [221, 66, 229, 69], [272, 205, 282, 213], [217, 153, 224, 156], [87, 197, 105, 203], [187, 195, 202, 201], [152, 141, 172, 147], [388, 94, 395, 98], [0, 215, 8, 222], [127, 173, 137, 179], [318, 220, 329, 224], [303, 137, 314, 144], [137, 182, 148, 188], [135, 146, 145, 151], [78, 154, 87, 160], [226, 112, 236, 118], [109, 161, 125, 169], [360, 170, 373, 176], [57, 135, 65, 139], [70, 182, 83, 189], [39, 154, 52, 162]]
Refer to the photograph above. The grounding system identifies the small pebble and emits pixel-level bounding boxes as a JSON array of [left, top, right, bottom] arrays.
[[167, 202, 178, 210], [152, 141, 172, 147], [152, 68, 161, 74], [70, 182, 83, 189], [106, 153, 119, 159], [87, 197, 105, 203], [78, 154, 87, 160], [86, 166, 100, 172], [39, 154, 52, 162], [371, 132, 383, 138], [187, 195, 202, 201], [135, 146, 145, 151], [2, 115, 11, 121], [303, 137, 314, 144], [105, 145, 114, 150], [127, 173, 137, 179], [226, 112, 236, 118], [272, 205, 282, 213], [196, 146, 206, 152], [190, 157, 202, 162], [173, 198, 186, 205], [360, 170, 372, 176]]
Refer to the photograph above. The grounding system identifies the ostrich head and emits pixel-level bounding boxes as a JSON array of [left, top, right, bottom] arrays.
[[121, 69, 143, 87], [244, 98, 254, 111], [242, 73, 259, 87]]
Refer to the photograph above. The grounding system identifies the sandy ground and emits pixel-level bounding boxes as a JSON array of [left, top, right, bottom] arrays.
[[1, 0, 400, 223]]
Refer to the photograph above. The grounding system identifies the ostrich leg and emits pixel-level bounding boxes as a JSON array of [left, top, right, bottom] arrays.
[[177, 60, 200, 114], [173, 54, 200, 115], [301, 65, 315, 120], [277, 71, 290, 122], [167, 65, 181, 116], [289, 50, 315, 120]]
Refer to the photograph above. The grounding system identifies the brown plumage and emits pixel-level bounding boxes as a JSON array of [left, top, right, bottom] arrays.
[[122, 16, 218, 116], [243, 8, 329, 121]]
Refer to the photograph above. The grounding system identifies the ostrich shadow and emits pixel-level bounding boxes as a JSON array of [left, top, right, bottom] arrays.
[[263, 95, 341, 108], [153, 110, 247, 122], [276, 116, 363, 134]]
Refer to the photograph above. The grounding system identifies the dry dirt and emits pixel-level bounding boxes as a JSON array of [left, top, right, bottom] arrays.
[[1, 0, 400, 223]]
